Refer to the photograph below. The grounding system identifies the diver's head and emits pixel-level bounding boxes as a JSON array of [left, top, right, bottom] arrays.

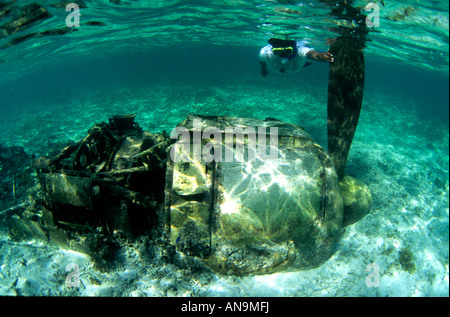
[[268, 38, 296, 58]]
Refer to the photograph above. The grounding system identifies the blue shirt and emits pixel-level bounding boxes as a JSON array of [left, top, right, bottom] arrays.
[[259, 41, 313, 74]]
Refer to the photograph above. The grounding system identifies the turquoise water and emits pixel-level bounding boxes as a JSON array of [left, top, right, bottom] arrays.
[[0, 0, 448, 297]]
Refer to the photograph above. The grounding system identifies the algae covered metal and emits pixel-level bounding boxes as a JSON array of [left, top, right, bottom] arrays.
[[166, 114, 347, 274], [33, 114, 171, 237], [4, 114, 371, 274]]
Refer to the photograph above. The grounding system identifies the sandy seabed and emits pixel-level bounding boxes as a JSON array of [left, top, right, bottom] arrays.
[[0, 81, 448, 297]]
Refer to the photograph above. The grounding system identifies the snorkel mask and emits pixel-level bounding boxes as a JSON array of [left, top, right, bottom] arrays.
[[272, 46, 294, 57], [268, 38, 296, 58]]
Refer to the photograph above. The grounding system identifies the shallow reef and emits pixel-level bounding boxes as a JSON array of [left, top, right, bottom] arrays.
[[0, 81, 448, 296]]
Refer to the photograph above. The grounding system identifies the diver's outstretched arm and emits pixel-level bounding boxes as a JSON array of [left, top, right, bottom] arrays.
[[306, 50, 334, 62]]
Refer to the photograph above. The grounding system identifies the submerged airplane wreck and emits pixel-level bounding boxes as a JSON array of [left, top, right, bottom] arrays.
[[3, 114, 372, 274]]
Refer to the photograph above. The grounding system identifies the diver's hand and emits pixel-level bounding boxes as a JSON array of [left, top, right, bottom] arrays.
[[323, 50, 334, 63], [307, 50, 334, 63]]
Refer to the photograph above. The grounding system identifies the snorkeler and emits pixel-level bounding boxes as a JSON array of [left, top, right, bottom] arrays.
[[259, 38, 334, 77]]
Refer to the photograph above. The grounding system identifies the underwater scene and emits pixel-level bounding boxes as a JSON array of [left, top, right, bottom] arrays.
[[0, 0, 448, 298]]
